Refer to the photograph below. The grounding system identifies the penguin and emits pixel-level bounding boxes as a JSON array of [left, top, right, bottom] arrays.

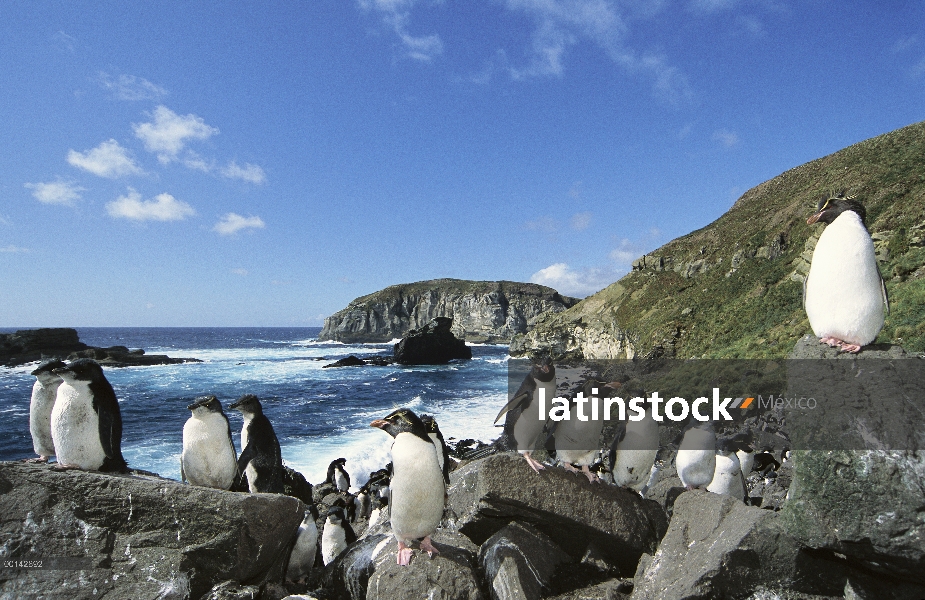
[[229, 394, 284, 494], [27, 359, 66, 463], [494, 356, 556, 473], [707, 437, 746, 500], [675, 419, 716, 490], [354, 490, 371, 522], [321, 506, 356, 566], [287, 504, 320, 581], [181, 395, 238, 490], [420, 414, 451, 486], [609, 388, 660, 492], [50, 359, 127, 472], [371, 408, 445, 566], [753, 448, 781, 475], [326, 457, 351, 493], [552, 380, 622, 483], [804, 193, 889, 353]]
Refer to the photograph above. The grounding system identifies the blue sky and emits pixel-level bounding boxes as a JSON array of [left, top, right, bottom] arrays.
[[2, 1, 923, 326]]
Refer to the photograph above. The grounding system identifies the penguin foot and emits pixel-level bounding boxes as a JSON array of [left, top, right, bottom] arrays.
[[50, 463, 81, 471], [581, 466, 599, 483], [819, 337, 862, 353], [523, 453, 546, 473], [561, 462, 580, 474], [397, 541, 413, 566], [420, 536, 440, 558], [23, 456, 49, 463]]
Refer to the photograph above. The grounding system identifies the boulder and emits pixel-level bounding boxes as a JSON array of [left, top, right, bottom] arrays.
[[0, 461, 304, 599], [447, 453, 668, 576], [393, 317, 472, 365], [630, 491, 844, 599], [323, 530, 483, 600], [478, 521, 570, 600]]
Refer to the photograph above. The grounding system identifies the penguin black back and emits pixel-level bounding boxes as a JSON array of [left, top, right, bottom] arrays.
[[229, 394, 283, 493], [807, 193, 866, 227], [421, 414, 451, 486]]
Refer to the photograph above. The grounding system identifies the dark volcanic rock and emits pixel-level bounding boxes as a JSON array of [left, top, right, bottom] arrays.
[[322, 355, 366, 368], [478, 521, 570, 600], [447, 453, 668, 576], [393, 317, 472, 365], [0, 327, 201, 367], [321, 355, 396, 368], [282, 466, 314, 506], [0, 461, 304, 599]]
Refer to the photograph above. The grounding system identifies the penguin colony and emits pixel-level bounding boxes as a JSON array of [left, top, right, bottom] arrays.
[[18, 196, 881, 579]]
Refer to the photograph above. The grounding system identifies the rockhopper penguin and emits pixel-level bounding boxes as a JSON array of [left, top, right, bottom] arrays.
[[27, 359, 66, 463], [50, 359, 127, 472], [804, 194, 889, 353], [494, 356, 556, 473], [181, 395, 238, 490], [371, 408, 445, 566], [229, 394, 284, 494], [326, 457, 351, 493], [321, 506, 356, 566], [676, 419, 716, 490]]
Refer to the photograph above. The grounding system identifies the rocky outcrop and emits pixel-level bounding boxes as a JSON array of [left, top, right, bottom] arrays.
[[318, 279, 579, 344], [0, 462, 304, 599], [0, 328, 201, 368], [393, 317, 472, 365], [512, 120, 925, 360]]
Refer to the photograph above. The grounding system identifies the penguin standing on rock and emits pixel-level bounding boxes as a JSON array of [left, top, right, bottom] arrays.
[[610, 388, 660, 492], [181, 395, 238, 490], [326, 458, 351, 493], [321, 506, 356, 566], [229, 394, 284, 494], [707, 437, 746, 500], [804, 193, 889, 353], [420, 414, 451, 486], [50, 359, 127, 472], [371, 408, 445, 566], [553, 380, 622, 483], [26, 359, 66, 463], [287, 504, 320, 581], [675, 419, 715, 490], [494, 356, 556, 473]]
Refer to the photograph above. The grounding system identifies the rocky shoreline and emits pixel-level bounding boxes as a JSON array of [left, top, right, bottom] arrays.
[[0, 328, 201, 368]]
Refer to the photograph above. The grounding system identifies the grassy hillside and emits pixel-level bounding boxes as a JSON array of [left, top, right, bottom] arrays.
[[514, 120, 925, 359]]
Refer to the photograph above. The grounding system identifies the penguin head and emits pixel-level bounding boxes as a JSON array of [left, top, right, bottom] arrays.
[[187, 395, 224, 415], [31, 359, 66, 380], [370, 408, 430, 441], [53, 358, 105, 383], [807, 194, 866, 226], [229, 394, 263, 416], [420, 414, 445, 441], [530, 355, 555, 382], [326, 506, 347, 525], [304, 504, 320, 523]]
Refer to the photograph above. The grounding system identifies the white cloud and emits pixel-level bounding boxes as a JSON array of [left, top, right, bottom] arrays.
[[183, 152, 214, 173], [570, 211, 592, 231], [133, 105, 219, 163], [222, 161, 266, 184], [213, 213, 266, 235], [530, 262, 617, 297], [231, 268, 249, 276], [713, 129, 740, 147], [25, 181, 85, 205], [67, 139, 143, 178], [106, 189, 196, 222], [98, 72, 168, 101], [358, 0, 444, 62], [0, 245, 29, 253]]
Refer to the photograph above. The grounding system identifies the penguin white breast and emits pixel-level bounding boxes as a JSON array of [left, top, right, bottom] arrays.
[[51, 380, 106, 470], [182, 412, 237, 489], [335, 469, 349, 492], [806, 211, 885, 345], [676, 428, 716, 489], [612, 417, 659, 489], [707, 452, 744, 497], [555, 409, 605, 467], [30, 378, 61, 457], [389, 432, 445, 543], [288, 520, 319, 577], [240, 415, 253, 451], [321, 520, 347, 565]]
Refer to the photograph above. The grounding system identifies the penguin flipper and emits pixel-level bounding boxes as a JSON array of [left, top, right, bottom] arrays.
[[96, 400, 127, 472], [802, 272, 808, 313], [880, 270, 890, 315], [181, 458, 186, 483], [442, 444, 451, 486], [236, 444, 256, 490], [494, 391, 531, 424]]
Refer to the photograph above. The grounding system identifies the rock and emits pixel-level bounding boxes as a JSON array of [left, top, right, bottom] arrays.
[[321, 355, 396, 368], [322, 356, 366, 368], [318, 279, 579, 344], [478, 521, 570, 600], [0, 461, 304, 599], [202, 580, 263, 599], [447, 453, 668, 576], [0, 327, 201, 367], [393, 317, 472, 365], [323, 531, 483, 600], [282, 466, 314, 506], [631, 491, 846, 599]]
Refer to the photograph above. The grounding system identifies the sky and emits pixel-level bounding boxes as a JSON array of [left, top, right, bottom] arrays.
[[1, 1, 924, 327]]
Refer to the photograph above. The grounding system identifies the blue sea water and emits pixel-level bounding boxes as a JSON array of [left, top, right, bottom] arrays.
[[0, 327, 509, 487]]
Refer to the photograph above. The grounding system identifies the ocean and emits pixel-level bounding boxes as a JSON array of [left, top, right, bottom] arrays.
[[0, 327, 510, 487]]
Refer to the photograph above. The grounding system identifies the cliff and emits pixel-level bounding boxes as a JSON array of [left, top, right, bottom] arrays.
[[318, 279, 580, 344], [511, 119, 925, 360]]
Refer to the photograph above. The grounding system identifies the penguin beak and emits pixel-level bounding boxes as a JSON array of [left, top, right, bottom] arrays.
[[807, 210, 824, 225], [370, 419, 389, 430]]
